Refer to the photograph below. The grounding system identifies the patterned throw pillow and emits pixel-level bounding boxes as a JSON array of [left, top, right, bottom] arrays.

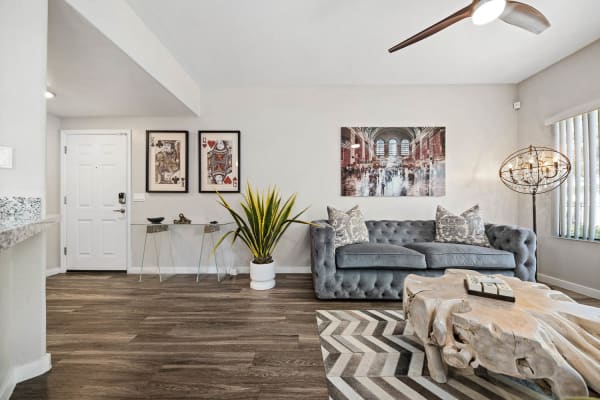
[[327, 205, 370, 248], [435, 205, 490, 247]]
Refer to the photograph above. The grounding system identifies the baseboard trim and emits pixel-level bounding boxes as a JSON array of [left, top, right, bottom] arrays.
[[0, 370, 15, 400], [127, 265, 311, 274], [538, 273, 600, 300], [0, 353, 51, 400], [14, 353, 52, 384], [46, 267, 62, 277]]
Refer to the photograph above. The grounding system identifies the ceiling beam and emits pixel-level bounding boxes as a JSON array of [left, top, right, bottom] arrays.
[[65, 0, 204, 116]]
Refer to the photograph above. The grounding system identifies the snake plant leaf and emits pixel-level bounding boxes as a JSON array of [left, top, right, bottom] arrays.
[[213, 184, 310, 264]]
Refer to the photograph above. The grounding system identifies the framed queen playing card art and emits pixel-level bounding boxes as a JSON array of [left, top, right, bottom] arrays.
[[199, 131, 240, 193]]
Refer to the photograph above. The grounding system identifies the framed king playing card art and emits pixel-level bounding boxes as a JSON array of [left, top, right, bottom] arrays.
[[199, 131, 240, 193], [146, 130, 189, 193]]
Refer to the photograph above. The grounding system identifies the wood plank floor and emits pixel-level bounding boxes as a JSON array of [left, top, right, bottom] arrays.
[[12, 273, 600, 399], [11, 273, 390, 400]]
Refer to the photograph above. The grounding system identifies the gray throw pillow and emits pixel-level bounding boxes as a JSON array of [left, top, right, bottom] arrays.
[[327, 205, 370, 248], [435, 204, 490, 247]]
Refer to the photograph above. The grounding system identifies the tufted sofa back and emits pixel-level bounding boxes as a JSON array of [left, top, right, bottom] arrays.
[[365, 220, 436, 245]]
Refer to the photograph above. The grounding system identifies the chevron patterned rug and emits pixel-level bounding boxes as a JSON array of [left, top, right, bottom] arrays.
[[316, 310, 552, 400]]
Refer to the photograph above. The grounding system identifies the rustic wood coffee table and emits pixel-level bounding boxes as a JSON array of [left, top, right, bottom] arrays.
[[403, 269, 600, 399]]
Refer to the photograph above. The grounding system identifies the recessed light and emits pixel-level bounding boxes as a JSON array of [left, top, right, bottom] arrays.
[[45, 90, 55, 99], [351, 144, 360, 149]]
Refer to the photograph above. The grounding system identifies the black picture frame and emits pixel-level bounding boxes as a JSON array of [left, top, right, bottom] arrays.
[[146, 130, 189, 193], [198, 130, 241, 193]]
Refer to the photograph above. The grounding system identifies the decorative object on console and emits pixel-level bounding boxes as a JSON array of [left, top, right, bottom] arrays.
[[341, 127, 445, 197], [173, 213, 191, 224], [326, 205, 369, 248], [435, 204, 490, 247], [147, 217, 165, 224], [204, 221, 219, 233], [214, 183, 310, 290], [499, 145, 571, 236], [146, 130, 189, 193], [199, 131, 240, 193]]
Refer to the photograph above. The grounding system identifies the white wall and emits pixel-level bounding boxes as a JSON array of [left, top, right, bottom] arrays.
[[517, 39, 600, 294], [59, 85, 520, 270], [0, 1, 51, 399], [0, 3, 48, 199], [46, 114, 61, 272]]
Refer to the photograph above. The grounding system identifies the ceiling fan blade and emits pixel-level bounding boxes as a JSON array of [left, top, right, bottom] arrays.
[[388, 4, 474, 53], [499, 1, 550, 34]]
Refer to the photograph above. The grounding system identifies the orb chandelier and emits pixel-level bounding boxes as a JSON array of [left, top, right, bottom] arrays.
[[499, 144, 571, 241], [499, 145, 570, 281], [499, 145, 571, 197]]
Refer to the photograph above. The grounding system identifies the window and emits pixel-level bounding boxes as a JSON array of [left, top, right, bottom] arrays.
[[553, 109, 599, 241], [375, 139, 385, 157], [388, 139, 398, 157], [400, 139, 410, 156]]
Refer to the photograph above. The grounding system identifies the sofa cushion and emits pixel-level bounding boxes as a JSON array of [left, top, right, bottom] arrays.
[[435, 205, 491, 247], [327, 205, 370, 248], [404, 242, 515, 270], [336, 243, 427, 270], [366, 220, 435, 245]]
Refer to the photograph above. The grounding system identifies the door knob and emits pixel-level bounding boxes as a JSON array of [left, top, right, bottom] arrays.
[[112, 208, 126, 214]]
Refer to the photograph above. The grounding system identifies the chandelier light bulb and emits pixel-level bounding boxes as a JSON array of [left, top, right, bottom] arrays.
[[472, 0, 507, 25]]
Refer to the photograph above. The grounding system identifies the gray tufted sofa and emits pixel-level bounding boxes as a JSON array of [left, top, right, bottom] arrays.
[[310, 220, 536, 300]]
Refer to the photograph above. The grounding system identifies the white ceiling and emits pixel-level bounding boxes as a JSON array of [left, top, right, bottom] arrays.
[[126, 0, 600, 86], [47, 0, 194, 117]]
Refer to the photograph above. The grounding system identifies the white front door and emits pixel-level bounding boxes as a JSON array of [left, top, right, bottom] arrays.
[[64, 133, 128, 270]]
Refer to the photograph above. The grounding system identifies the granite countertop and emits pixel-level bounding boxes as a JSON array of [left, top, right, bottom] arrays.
[[0, 215, 59, 253]]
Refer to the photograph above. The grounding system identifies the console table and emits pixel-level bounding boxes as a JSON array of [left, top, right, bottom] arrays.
[[131, 221, 235, 282], [403, 269, 600, 399]]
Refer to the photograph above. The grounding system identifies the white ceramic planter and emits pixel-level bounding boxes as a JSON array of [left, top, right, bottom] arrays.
[[250, 261, 276, 290]]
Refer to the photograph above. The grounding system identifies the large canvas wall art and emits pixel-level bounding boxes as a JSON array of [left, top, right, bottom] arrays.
[[341, 127, 446, 197], [146, 130, 188, 193], [199, 131, 240, 193]]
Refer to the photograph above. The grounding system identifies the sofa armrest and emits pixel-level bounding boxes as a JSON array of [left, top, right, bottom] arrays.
[[310, 220, 338, 298], [485, 224, 536, 282]]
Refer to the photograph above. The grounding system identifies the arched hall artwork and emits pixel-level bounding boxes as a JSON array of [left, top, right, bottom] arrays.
[[341, 127, 445, 197]]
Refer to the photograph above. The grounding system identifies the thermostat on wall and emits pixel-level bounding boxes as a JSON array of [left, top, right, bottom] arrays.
[[0, 146, 13, 169]]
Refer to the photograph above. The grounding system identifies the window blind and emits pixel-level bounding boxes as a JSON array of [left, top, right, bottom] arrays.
[[553, 108, 600, 241]]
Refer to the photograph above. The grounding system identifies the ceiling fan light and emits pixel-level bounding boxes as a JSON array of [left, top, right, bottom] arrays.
[[472, 0, 507, 25]]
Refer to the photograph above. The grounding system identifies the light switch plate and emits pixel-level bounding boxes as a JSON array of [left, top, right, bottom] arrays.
[[133, 193, 146, 202], [0, 146, 13, 168]]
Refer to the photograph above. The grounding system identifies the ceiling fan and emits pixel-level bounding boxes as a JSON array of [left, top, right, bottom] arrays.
[[388, 0, 550, 53]]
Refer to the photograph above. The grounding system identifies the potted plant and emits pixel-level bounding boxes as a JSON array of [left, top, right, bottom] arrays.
[[214, 184, 310, 290]]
